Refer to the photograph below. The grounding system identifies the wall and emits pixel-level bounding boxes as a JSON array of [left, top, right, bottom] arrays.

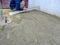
[[28, 0, 35, 8], [0, 3, 1, 9], [34, 0, 60, 17]]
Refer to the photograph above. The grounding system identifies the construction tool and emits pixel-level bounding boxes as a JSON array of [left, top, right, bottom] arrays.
[[9, 8, 36, 15]]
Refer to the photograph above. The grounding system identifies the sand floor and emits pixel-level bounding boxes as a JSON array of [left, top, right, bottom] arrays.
[[0, 9, 60, 45]]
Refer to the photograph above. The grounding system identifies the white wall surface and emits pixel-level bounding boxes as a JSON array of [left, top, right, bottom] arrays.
[[28, 0, 35, 8], [34, 0, 60, 17]]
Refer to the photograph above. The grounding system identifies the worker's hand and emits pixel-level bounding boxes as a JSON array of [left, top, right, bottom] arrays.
[[20, 1, 25, 8]]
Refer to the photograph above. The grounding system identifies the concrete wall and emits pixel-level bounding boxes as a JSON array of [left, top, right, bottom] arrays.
[[34, 0, 60, 17]]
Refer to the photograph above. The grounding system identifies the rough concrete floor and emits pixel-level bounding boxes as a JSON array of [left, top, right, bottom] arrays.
[[0, 9, 60, 45]]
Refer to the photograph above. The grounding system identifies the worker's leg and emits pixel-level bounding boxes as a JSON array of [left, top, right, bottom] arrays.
[[15, 3, 23, 11], [10, 0, 16, 10], [15, 0, 23, 11]]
